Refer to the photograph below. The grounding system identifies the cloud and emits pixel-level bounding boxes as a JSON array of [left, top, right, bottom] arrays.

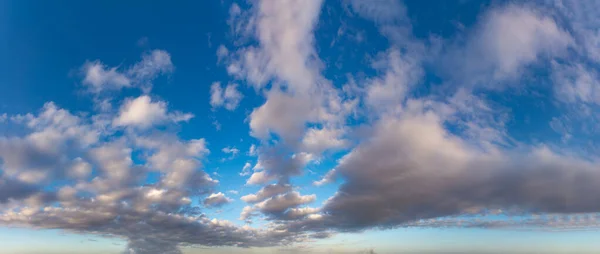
[[364, 49, 423, 113], [0, 102, 98, 184], [222, 146, 240, 156], [348, 0, 408, 25], [225, 0, 324, 91], [552, 61, 600, 104], [0, 177, 39, 203], [310, 112, 600, 231], [244, 191, 317, 221], [556, 1, 600, 63], [8, 0, 600, 253], [256, 191, 316, 215], [222, 146, 240, 161], [0, 102, 293, 254], [248, 144, 257, 156], [113, 95, 193, 129], [127, 50, 174, 92], [442, 4, 573, 87], [241, 183, 292, 203], [301, 127, 348, 155], [67, 157, 92, 179], [210, 82, 243, 111], [80, 49, 173, 94], [81, 61, 131, 92], [203, 192, 233, 208], [240, 162, 252, 176]]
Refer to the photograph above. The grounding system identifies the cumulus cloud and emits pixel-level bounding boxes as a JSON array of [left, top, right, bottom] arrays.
[[113, 95, 193, 129], [203, 192, 233, 208], [0, 102, 98, 184], [0, 102, 292, 254], [7, 0, 600, 253], [301, 127, 348, 155], [248, 191, 317, 221]]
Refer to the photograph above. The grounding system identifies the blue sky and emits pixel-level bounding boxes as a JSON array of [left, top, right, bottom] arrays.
[[2, 0, 600, 253]]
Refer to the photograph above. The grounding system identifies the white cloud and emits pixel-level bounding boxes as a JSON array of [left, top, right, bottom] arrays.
[[552, 62, 600, 104], [240, 162, 252, 176], [81, 61, 131, 92], [226, 0, 324, 91], [246, 170, 275, 185], [248, 144, 257, 156], [80, 49, 173, 94], [445, 4, 573, 86], [249, 89, 312, 142], [127, 49, 174, 92], [221, 146, 240, 161], [365, 49, 422, 112], [210, 82, 243, 111], [301, 127, 348, 155], [0, 102, 98, 183], [556, 1, 600, 63], [113, 95, 193, 129]]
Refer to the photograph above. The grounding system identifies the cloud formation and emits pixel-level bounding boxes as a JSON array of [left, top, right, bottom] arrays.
[[80, 49, 173, 94], [5, 0, 600, 253]]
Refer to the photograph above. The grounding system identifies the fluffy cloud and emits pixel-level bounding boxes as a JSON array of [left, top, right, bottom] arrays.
[[203, 192, 233, 208], [0, 102, 288, 254], [80, 49, 173, 94], [244, 191, 317, 221], [301, 127, 348, 155], [310, 112, 600, 231], [113, 95, 193, 129], [0, 102, 98, 184], [7, 0, 600, 253]]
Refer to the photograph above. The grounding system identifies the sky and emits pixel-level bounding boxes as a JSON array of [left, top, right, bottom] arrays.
[[2, 0, 600, 253]]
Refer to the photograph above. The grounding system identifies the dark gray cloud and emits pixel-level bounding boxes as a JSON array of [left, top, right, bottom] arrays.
[[309, 114, 600, 231], [0, 176, 38, 203]]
